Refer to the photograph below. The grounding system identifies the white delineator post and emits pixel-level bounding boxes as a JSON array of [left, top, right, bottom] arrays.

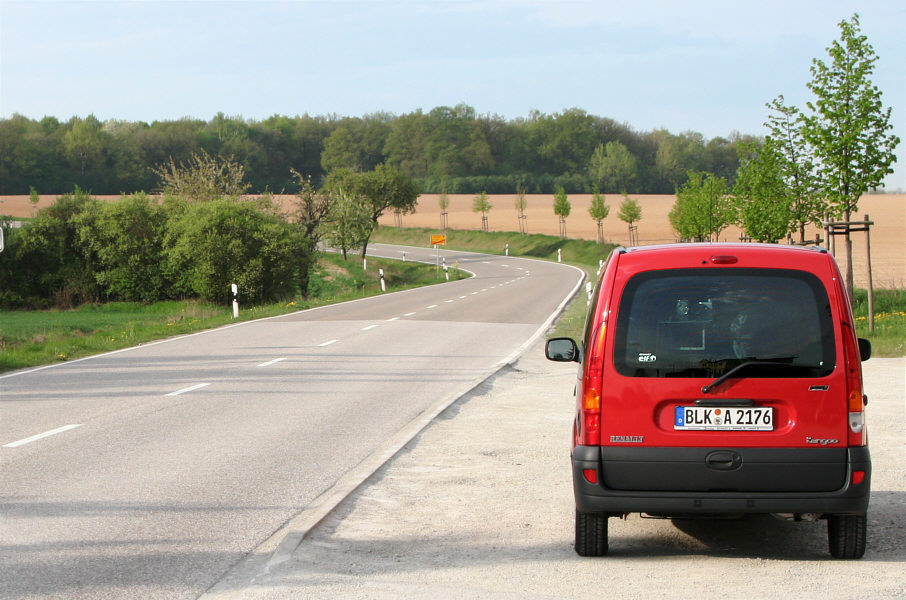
[[379, 269, 386, 292], [231, 283, 239, 318]]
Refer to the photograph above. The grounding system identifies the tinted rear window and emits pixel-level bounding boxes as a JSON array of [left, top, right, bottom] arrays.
[[613, 268, 835, 378]]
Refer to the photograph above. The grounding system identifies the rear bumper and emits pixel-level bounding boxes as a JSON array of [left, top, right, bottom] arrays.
[[571, 445, 871, 516]]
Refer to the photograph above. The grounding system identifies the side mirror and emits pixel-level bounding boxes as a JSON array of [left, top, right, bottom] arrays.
[[858, 338, 871, 362], [545, 337, 580, 363]]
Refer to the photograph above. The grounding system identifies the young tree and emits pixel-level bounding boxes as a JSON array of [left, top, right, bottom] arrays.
[[733, 139, 793, 243], [472, 191, 492, 232], [588, 185, 610, 244], [553, 185, 571, 238], [438, 189, 450, 230], [802, 13, 900, 297], [670, 171, 734, 242], [765, 96, 823, 241], [29, 186, 39, 217], [514, 185, 527, 233], [617, 194, 642, 226], [153, 150, 250, 202], [321, 189, 374, 260], [291, 168, 330, 296]]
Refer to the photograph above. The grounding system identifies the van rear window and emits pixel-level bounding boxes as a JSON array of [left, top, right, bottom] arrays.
[[613, 268, 835, 378]]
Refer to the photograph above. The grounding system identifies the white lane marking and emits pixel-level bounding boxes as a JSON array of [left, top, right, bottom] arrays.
[[362, 324, 380, 331], [471, 292, 479, 295], [426, 305, 438, 309], [459, 296, 467, 299], [4, 424, 83, 448], [166, 383, 210, 397], [257, 358, 287, 368], [404, 312, 417, 316], [386, 317, 400, 322], [444, 300, 454, 303], [318, 339, 339, 347]]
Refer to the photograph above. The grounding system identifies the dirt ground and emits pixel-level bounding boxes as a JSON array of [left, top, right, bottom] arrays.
[[3, 192, 903, 289]]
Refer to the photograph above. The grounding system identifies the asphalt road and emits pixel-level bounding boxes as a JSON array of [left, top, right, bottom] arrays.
[[0, 244, 584, 600]]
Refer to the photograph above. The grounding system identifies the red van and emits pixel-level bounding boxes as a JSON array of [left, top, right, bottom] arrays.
[[546, 244, 871, 558]]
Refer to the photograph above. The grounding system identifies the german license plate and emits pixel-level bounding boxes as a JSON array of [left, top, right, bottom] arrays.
[[674, 406, 773, 431]]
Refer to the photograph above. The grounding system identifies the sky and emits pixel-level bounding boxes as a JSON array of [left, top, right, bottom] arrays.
[[1, 0, 904, 190]]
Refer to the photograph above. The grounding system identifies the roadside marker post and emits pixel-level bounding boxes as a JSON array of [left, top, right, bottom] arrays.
[[231, 283, 239, 318], [379, 269, 386, 292]]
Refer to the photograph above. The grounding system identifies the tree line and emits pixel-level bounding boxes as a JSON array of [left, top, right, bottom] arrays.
[[1, 106, 749, 197]]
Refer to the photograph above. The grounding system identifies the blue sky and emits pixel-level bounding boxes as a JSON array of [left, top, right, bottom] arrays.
[[2, 0, 904, 189]]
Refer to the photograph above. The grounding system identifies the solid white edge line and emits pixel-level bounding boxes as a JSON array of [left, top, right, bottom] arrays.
[[165, 382, 210, 397], [4, 424, 83, 448], [257, 358, 287, 368]]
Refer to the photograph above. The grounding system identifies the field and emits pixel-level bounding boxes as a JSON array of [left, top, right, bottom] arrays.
[[3, 192, 904, 289], [382, 193, 906, 290]]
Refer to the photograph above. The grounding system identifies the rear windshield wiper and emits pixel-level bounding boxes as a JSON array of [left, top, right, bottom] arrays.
[[701, 358, 799, 394]]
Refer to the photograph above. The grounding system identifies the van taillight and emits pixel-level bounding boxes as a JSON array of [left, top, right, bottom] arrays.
[[582, 388, 601, 446], [842, 322, 866, 446], [580, 323, 606, 446]]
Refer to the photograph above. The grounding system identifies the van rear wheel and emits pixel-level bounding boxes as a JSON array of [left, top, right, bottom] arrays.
[[575, 510, 608, 556], [827, 514, 866, 559]]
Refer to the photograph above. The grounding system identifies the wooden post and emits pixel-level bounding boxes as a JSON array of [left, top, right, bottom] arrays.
[[865, 214, 874, 333]]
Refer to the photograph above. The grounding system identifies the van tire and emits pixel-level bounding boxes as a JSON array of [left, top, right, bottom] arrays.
[[575, 510, 608, 556], [827, 514, 867, 559]]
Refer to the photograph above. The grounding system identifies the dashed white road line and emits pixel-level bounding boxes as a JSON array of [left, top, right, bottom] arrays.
[[318, 339, 339, 347], [404, 312, 417, 316], [426, 305, 438, 309], [4, 424, 83, 448], [166, 383, 211, 397], [362, 324, 380, 331], [257, 358, 287, 368]]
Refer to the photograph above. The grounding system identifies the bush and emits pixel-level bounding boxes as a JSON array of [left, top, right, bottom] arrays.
[[164, 198, 309, 303], [75, 193, 171, 302]]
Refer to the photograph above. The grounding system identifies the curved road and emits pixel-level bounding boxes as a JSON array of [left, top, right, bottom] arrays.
[[0, 244, 584, 599]]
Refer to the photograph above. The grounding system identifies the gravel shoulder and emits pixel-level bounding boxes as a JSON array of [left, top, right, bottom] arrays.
[[207, 346, 906, 600]]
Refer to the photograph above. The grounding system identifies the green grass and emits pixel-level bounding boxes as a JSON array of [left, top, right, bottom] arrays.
[[853, 288, 906, 357], [0, 253, 466, 373]]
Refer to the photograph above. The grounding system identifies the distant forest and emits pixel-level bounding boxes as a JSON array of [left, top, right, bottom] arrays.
[[0, 104, 757, 196]]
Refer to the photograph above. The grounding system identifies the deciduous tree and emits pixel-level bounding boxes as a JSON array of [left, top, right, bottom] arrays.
[[472, 191, 492, 231], [553, 186, 570, 238], [154, 150, 250, 202], [802, 13, 900, 297], [588, 186, 610, 244], [670, 171, 734, 242]]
